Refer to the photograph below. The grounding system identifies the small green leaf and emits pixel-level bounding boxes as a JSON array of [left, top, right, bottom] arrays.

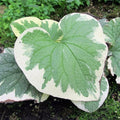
[[104, 17, 120, 84], [75, 0, 81, 6], [14, 13, 108, 101], [72, 75, 109, 113], [0, 48, 49, 103]]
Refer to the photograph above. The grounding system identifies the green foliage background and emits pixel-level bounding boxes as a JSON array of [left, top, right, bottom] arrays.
[[0, 0, 120, 47], [0, 0, 90, 47]]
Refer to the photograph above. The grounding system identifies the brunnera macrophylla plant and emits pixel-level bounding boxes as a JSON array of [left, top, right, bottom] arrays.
[[0, 13, 119, 113], [12, 13, 108, 102]]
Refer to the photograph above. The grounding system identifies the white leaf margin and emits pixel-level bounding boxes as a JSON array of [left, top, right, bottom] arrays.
[[0, 90, 48, 103], [71, 76, 109, 113], [105, 17, 120, 84], [11, 17, 41, 37], [0, 48, 49, 103], [14, 13, 108, 101], [107, 57, 120, 84]]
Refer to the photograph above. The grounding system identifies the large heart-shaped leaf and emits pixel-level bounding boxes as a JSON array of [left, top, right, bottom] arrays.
[[0, 48, 49, 103], [14, 13, 108, 101], [72, 75, 109, 113], [104, 17, 120, 84]]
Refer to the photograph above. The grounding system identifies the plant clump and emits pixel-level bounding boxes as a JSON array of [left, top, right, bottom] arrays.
[[0, 13, 120, 113]]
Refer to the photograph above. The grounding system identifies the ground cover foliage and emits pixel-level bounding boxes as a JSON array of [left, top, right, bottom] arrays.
[[0, 0, 120, 47], [0, 0, 120, 120]]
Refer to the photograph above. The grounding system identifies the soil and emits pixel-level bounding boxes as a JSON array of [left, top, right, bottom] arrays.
[[51, 2, 120, 21], [84, 2, 120, 20], [0, 97, 77, 120]]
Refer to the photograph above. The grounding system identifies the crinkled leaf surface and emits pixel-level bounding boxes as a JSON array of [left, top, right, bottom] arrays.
[[72, 75, 109, 113], [0, 48, 49, 103], [104, 17, 120, 84], [14, 13, 108, 101]]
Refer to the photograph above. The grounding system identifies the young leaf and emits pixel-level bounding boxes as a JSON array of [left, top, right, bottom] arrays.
[[72, 75, 109, 113], [104, 17, 120, 84], [11, 17, 58, 38], [0, 48, 49, 103], [14, 13, 108, 101], [11, 17, 41, 37]]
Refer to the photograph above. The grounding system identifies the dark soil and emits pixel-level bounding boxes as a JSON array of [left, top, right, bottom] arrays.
[[85, 2, 120, 20], [0, 46, 4, 53], [51, 2, 120, 21], [0, 97, 78, 120]]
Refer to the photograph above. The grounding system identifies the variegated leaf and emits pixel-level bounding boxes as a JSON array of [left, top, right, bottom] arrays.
[[11, 17, 59, 38], [0, 48, 49, 103], [72, 75, 109, 113], [14, 13, 108, 101], [11, 17, 41, 37], [104, 17, 120, 84]]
